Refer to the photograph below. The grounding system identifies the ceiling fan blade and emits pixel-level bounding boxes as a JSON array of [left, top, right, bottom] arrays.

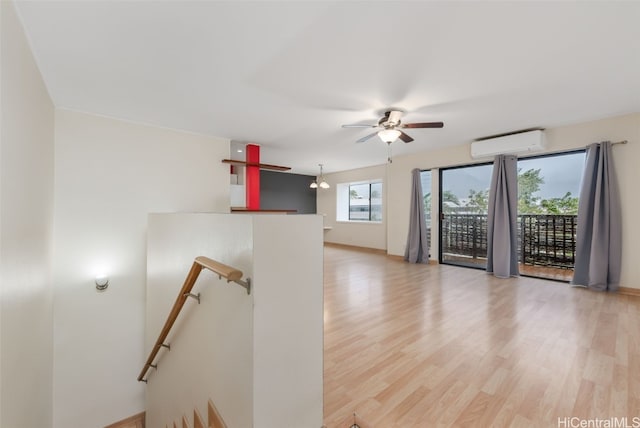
[[356, 132, 379, 143], [342, 124, 377, 128], [401, 122, 444, 129], [399, 131, 414, 143]]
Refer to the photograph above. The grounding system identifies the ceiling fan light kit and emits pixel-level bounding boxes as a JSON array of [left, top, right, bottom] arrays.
[[378, 129, 402, 143], [342, 110, 444, 146]]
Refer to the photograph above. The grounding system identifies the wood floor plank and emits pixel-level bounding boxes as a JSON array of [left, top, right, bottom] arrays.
[[322, 246, 640, 426], [423, 381, 478, 427]]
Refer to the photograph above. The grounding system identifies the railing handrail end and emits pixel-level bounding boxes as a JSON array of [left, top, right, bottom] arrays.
[[195, 256, 243, 282]]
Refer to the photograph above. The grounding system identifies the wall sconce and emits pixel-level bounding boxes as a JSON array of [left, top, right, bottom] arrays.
[[95, 275, 109, 291]]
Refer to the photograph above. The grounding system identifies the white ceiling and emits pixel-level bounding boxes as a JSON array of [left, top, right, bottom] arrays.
[[14, 1, 640, 175]]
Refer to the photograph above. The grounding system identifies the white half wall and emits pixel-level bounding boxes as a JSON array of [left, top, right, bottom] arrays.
[[52, 110, 230, 428], [146, 213, 254, 428], [252, 214, 324, 428], [144, 213, 323, 428], [317, 164, 387, 250], [0, 2, 55, 427]]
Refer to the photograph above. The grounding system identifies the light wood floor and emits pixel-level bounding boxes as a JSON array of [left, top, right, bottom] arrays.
[[323, 245, 640, 427]]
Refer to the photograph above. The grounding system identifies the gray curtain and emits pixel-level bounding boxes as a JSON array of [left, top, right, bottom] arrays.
[[486, 155, 519, 278], [571, 142, 621, 291], [405, 168, 429, 263]]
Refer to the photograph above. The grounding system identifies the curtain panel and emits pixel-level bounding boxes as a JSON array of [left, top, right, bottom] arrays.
[[486, 154, 519, 278], [405, 168, 429, 264], [572, 141, 622, 291]]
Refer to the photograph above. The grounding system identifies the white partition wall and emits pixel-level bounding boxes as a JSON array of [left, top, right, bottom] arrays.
[[145, 213, 323, 428]]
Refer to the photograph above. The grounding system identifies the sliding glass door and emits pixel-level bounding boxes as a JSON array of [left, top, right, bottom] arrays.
[[438, 151, 585, 280], [515, 151, 585, 281], [439, 163, 493, 268]]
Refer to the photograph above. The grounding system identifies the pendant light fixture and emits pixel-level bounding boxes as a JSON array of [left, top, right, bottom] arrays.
[[310, 164, 330, 189]]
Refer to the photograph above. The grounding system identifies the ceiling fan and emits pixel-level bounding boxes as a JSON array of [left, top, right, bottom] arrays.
[[342, 110, 444, 144]]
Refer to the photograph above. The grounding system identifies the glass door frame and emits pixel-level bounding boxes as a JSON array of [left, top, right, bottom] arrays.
[[437, 149, 586, 281], [438, 161, 493, 270]]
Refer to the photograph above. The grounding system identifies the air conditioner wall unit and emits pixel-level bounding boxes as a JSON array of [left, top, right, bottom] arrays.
[[470, 129, 546, 159]]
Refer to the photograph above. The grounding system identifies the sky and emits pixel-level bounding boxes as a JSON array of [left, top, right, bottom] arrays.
[[421, 151, 586, 200]]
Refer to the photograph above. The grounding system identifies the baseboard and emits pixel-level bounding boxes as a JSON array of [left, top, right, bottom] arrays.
[[104, 411, 145, 428], [386, 254, 438, 264], [323, 242, 387, 255], [323, 242, 437, 264], [618, 286, 640, 297]]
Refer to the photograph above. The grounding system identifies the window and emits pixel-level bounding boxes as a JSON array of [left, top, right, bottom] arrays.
[[348, 182, 382, 221], [336, 180, 383, 222]]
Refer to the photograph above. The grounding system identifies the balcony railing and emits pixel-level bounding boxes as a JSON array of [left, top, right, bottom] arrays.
[[441, 214, 577, 269]]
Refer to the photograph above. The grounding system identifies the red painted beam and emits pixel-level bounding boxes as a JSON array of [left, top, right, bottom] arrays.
[[245, 144, 260, 210]]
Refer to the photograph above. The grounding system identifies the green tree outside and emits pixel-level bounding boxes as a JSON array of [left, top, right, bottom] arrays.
[[518, 168, 544, 214], [517, 168, 579, 215], [424, 191, 463, 214], [427, 168, 579, 216], [540, 191, 579, 215], [465, 189, 489, 214]]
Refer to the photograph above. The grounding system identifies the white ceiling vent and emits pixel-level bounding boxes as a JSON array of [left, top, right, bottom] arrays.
[[471, 129, 546, 159]]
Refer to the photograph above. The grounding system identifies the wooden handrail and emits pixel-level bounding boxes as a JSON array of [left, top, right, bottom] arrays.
[[195, 256, 242, 282], [138, 257, 250, 383]]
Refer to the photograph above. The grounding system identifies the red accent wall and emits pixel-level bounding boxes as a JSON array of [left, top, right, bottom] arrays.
[[246, 144, 260, 210]]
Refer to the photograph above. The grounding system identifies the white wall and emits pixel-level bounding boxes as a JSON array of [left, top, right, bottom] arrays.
[[52, 110, 230, 428], [0, 1, 55, 427], [317, 164, 387, 250]]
